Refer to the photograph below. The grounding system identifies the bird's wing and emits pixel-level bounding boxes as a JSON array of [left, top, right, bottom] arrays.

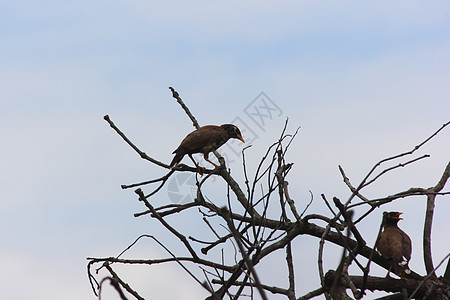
[[378, 228, 404, 261], [179, 127, 221, 153], [399, 229, 412, 260], [377, 232, 393, 258]]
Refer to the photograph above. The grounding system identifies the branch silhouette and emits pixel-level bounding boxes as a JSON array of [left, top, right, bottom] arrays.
[[88, 89, 450, 299]]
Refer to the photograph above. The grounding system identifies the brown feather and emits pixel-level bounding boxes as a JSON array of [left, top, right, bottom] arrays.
[[170, 124, 244, 168], [377, 211, 412, 277]]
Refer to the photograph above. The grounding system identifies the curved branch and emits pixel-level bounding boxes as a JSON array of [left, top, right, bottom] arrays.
[[343, 120, 450, 208], [169, 87, 201, 129], [103, 262, 145, 300], [423, 161, 450, 277], [104, 115, 169, 168], [409, 252, 450, 299], [135, 188, 200, 261], [87, 256, 236, 273], [219, 167, 260, 217], [423, 192, 436, 278]]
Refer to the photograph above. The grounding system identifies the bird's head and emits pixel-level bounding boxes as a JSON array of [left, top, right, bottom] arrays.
[[221, 124, 245, 143], [383, 211, 403, 226]]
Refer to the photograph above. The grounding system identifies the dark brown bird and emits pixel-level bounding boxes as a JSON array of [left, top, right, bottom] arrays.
[[376, 211, 412, 278], [170, 124, 244, 170]]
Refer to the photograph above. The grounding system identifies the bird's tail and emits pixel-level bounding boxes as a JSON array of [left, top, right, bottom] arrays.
[[399, 256, 411, 275], [170, 152, 184, 168]]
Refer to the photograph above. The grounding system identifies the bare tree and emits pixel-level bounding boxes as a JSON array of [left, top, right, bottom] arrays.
[[87, 88, 450, 299]]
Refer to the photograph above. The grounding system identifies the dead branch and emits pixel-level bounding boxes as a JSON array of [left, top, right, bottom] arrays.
[[90, 91, 450, 300], [423, 161, 450, 277]]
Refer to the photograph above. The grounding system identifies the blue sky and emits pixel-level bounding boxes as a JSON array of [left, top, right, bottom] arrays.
[[1, 1, 450, 299]]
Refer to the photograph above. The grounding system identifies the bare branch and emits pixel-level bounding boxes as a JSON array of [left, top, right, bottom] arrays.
[[121, 170, 174, 190], [95, 95, 450, 299], [361, 214, 385, 297], [298, 287, 325, 300], [98, 277, 128, 300], [219, 167, 260, 217], [363, 154, 430, 188], [325, 271, 431, 298], [343, 120, 450, 208], [104, 115, 169, 168], [409, 252, 450, 300], [169, 87, 200, 129], [219, 207, 268, 300], [88, 256, 235, 273], [285, 242, 296, 299], [102, 262, 144, 300], [339, 165, 372, 205], [321, 193, 339, 219], [423, 192, 437, 278], [135, 188, 200, 260], [423, 161, 450, 277]]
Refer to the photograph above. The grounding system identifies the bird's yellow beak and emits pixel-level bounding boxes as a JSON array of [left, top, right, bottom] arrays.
[[394, 212, 403, 220], [237, 134, 244, 143]]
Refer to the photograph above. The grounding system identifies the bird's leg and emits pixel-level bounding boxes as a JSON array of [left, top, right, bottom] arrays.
[[385, 266, 393, 279], [205, 158, 219, 168], [204, 153, 219, 169], [189, 154, 204, 176]]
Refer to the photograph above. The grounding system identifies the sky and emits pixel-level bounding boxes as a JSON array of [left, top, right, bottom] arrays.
[[1, 1, 450, 299]]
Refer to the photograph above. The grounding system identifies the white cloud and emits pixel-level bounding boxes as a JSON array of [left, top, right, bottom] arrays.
[[0, 253, 95, 300], [1, 1, 449, 299]]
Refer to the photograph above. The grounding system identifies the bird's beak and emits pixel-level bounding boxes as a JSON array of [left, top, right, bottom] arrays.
[[237, 134, 245, 143], [395, 212, 403, 220]]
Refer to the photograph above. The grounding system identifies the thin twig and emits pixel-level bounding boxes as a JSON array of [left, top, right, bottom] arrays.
[[103, 263, 144, 300], [299, 190, 314, 219], [219, 207, 268, 300], [408, 252, 450, 300], [104, 115, 168, 168], [297, 287, 325, 300], [169, 87, 200, 129], [135, 188, 200, 260], [121, 170, 174, 189], [363, 154, 430, 188]]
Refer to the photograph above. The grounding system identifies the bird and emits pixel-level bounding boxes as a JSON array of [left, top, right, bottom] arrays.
[[170, 124, 244, 171], [376, 211, 412, 278]]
